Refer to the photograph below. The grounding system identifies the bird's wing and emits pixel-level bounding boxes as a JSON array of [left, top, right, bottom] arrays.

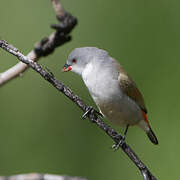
[[113, 60, 147, 113]]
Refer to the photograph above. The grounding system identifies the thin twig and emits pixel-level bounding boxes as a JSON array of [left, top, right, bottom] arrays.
[[0, 173, 87, 180], [51, 0, 65, 17], [0, 0, 77, 86], [0, 40, 157, 180]]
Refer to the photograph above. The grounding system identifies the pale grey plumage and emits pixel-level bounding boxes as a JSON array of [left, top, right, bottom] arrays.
[[64, 47, 158, 144]]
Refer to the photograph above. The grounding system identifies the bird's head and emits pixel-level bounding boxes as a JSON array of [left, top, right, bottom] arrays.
[[62, 47, 109, 75]]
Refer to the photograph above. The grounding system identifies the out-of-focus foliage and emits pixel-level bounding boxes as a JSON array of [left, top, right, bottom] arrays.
[[0, 0, 179, 179]]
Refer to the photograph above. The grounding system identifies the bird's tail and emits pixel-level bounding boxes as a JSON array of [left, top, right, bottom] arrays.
[[146, 128, 158, 145], [140, 111, 158, 145]]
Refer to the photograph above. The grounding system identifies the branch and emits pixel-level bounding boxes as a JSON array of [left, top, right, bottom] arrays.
[[51, 0, 65, 17], [0, 0, 77, 86], [0, 40, 157, 180], [0, 173, 87, 180]]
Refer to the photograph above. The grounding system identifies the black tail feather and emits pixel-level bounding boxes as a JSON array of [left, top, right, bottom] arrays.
[[146, 128, 158, 145]]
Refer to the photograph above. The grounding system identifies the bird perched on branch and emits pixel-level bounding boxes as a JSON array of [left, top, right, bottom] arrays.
[[62, 47, 158, 147]]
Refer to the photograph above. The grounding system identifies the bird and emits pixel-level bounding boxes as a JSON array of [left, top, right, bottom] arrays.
[[62, 47, 158, 147]]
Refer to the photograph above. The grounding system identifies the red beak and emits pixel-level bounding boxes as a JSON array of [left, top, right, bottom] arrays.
[[62, 64, 72, 72]]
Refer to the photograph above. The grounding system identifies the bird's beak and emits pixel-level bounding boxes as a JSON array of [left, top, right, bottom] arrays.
[[62, 64, 72, 72]]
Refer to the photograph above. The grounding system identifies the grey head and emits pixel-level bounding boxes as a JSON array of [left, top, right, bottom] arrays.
[[63, 47, 109, 75]]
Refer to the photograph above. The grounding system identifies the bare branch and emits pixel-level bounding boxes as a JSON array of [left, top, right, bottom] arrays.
[[0, 40, 157, 180], [51, 0, 65, 17], [0, 0, 77, 86], [0, 173, 87, 180]]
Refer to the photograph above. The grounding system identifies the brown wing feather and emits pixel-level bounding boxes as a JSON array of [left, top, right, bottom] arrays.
[[113, 61, 147, 113]]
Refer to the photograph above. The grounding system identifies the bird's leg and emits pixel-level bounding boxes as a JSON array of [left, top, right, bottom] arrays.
[[123, 124, 129, 139], [112, 124, 129, 151], [82, 106, 103, 119]]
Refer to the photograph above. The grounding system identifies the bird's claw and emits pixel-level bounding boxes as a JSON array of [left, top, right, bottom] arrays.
[[82, 106, 93, 119], [82, 106, 103, 119], [94, 109, 103, 117], [112, 135, 126, 151]]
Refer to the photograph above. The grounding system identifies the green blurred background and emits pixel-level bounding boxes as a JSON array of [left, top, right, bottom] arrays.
[[0, 0, 179, 179]]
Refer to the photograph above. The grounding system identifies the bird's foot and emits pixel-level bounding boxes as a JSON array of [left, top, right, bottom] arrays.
[[112, 135, 126, 151], [82, 106, 103, 119], [112, 125, 129, 150]]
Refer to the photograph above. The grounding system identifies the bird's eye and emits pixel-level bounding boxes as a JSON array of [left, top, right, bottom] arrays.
[[72, 59, 77, 63]]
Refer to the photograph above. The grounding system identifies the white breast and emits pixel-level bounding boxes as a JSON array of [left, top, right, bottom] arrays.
[[82, 62, 143, 126], [82, 62, 120, 100]]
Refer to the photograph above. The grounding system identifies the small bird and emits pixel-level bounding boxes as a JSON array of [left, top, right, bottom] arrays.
[[62, 47, 158, 146]]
